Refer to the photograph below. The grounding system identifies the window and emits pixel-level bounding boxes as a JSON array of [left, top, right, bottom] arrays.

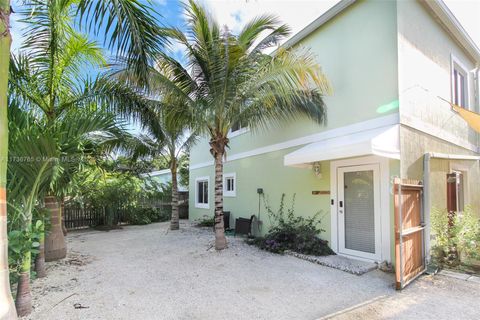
[[223, 173, 236, 197], [451, 55, 469, 109], [195, 177, 209, 208], [447, 171, 464, 213], [229, 121, 248, 137]]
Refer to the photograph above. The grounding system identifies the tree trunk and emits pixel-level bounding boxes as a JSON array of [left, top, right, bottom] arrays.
[[170, 162, 179, 230], [61, 199, 67, 236], [14, 252, 32, 317], [44, 196, 67, 261], [0, 1, 18, 318], [34, 232, 46, 278], [213, 152, 227, 250]]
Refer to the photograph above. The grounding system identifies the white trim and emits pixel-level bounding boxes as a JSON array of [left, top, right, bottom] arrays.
[[228, 127, 249, 138], [330, 156, 391, 263], [190, 112, 479, 172], [450, 54, 471, 109], [223, 172, 236, 197], [194, 176, 210, 209], [190, 114, 400, 170], [449, 164, 470, 209]]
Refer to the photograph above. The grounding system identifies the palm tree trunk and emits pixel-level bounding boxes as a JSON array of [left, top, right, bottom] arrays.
[[15, 251, 32, 317], [0, 1, 17, 318], [61, 199, 67, 236], [170, 161, 179, 230], [34, 232, 46, 278], [44, 196, 67, 262], [213, 152, 227, 250]]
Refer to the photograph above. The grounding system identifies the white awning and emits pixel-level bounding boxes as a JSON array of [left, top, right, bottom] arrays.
[[284, 125, 400, 167]]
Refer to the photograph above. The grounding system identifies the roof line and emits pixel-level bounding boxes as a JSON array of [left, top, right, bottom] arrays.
[[281, 0, 357, 50], [420, 0, 480, 63], [279, 0, 480, 64]]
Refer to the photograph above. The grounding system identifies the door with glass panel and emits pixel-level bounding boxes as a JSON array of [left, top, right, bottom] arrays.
[[337, 164, 381, 260]]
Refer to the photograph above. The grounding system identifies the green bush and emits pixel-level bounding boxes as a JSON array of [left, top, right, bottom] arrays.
[[126, 207, 171, 225], [248, 194, 334, 256], [196, 215, 215, 227], [431, 207, 480, 266]]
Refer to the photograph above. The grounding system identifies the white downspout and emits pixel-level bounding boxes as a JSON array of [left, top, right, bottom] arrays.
[[423, 153, 431, 262]]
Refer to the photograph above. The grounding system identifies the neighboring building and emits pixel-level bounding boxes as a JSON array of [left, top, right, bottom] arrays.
[[188, 0, 480, 264], [142, 169, 188, 192]]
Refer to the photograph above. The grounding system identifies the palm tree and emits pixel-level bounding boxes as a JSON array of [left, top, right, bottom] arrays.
[[9, 0, 163, 263], [0, 1, 16, 318], [1, 1, 166, 316], [125, 106, 197, 231], [7, 101, 125, 316], [149, 0, 330, 250]]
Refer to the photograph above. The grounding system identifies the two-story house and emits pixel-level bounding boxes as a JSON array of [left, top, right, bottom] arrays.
[[188, 0, 480, 264]]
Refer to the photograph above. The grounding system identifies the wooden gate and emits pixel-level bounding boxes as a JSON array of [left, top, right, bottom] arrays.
[[394, 178, 427, 290]]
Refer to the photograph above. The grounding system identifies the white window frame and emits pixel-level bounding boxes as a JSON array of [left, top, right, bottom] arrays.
[[195, 176, 210, 209], [228, 122, 249, 138], [449, 163, 470, 210], [223, 172, 236, 197], [450, 54, 470, 109]]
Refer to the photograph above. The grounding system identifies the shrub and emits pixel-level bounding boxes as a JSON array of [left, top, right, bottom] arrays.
[[431, 207, 480, 266], [196, 215, 215, 227], [248, 194, 334, 256], [127, 207, 170, 225]]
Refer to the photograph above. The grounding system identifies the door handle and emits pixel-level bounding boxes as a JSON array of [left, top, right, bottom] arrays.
[[339, 201, 343, 208]]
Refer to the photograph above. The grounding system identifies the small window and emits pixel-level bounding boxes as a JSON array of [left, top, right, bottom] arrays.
[[223, 173, 236, 197], [447, 171, 464, 213], [195, 177, 209, 208], [229, 121, 248, 137], [231, 121, 245, 133], [451, 55, 469, 109]]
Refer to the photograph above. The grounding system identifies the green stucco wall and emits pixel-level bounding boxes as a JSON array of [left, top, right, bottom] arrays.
[[190, 0, 399, 166], [188, 0, 400, 260]]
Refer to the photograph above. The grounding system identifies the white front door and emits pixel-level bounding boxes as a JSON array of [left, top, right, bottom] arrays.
[[337, 164, 381, 260]]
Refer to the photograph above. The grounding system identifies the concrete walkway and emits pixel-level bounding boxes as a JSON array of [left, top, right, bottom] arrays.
[[25, 222, 480, 320]]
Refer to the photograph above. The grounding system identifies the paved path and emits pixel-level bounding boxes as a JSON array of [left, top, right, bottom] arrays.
[[25, 222, 480, 319]]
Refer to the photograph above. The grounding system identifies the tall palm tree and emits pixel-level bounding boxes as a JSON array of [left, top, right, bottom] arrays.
[[1, 1, 166, 317], [149, 0, 330, 250], [125, 106, 197, 231]]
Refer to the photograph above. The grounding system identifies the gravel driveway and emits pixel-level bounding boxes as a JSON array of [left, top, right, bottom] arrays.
[[25, 221, 480, 320]]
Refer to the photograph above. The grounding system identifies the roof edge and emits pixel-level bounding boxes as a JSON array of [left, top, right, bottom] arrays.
[[420, 0, 480, 64], [281, 0, 356, 50], [280, 0, 480, 64]]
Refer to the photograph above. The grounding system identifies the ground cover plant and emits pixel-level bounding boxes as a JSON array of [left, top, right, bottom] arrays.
[[248, 194, 334, 256]]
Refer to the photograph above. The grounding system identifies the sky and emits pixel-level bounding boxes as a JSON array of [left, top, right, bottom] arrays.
[[11, 0, 480, 57]]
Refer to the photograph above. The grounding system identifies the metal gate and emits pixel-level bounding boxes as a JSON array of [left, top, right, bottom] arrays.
[[393, 178, 427, 289]]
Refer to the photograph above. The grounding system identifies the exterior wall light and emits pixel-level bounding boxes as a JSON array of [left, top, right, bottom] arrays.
[[313, 162, 322, 178]]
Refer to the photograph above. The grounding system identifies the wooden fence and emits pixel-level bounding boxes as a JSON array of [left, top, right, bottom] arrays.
[[394, 178, 426, 290], [64, 192, 189, 230]]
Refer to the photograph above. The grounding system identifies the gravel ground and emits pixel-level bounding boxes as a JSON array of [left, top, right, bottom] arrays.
[[25, 221, 480, 320]]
